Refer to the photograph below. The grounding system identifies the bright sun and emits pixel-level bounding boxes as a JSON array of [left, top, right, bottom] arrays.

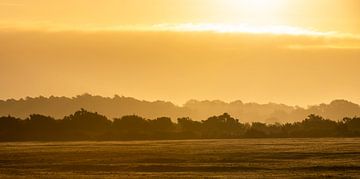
[[219, 0, 286, 13], [216, 0, 287, 25], [243, 0, 283, 12]]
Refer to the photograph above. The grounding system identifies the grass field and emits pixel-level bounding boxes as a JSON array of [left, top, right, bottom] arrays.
[[0, 138, 359, 178]]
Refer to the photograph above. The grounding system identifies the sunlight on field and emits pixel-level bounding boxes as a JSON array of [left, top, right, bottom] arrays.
[[0, 138, 359, 178]]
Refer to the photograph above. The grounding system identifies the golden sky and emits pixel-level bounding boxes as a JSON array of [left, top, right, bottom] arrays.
[[0, 0, 359, 106]]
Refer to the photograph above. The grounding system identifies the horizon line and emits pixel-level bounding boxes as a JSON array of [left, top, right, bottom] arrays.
[[0, 93, 357, 109]]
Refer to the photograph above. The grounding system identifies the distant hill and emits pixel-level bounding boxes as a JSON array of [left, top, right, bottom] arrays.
[[1, 94, 359, 123]]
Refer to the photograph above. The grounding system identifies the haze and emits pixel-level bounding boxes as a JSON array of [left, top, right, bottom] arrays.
[[0, 0, 360, 106]]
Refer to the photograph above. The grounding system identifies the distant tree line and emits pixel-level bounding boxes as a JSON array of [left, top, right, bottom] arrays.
[[0, 109, 359, 141]]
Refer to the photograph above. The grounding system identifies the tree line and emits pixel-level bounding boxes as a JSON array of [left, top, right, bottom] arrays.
[[0, 109, 359, 141]]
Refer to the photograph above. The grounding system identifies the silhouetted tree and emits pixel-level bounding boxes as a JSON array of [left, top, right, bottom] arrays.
[[147, 117, 175, 139], [113, 115, 149, 139], [341, 117, 360, 136], [1, 111, 360, 141], [177, 117, 202, 138], [149, 117, 173, 132], [24, 114, 58, 140], [0, 116, 21, 131], [287, 114, 338, 137], [62, 109, 111, 139], [244, 122, 268, 138], [0, 116, 22, 141], [202, 113, 243, 138]]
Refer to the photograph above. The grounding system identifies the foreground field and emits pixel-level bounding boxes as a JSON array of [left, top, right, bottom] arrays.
[[0, 138, 359, 178]]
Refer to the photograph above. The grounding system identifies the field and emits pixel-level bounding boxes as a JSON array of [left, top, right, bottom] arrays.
[[0, 138, 359, 178]]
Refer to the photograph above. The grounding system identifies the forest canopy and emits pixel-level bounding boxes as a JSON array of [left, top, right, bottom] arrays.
[[1, 94, 360, 123], [0, 109, 359, 141]]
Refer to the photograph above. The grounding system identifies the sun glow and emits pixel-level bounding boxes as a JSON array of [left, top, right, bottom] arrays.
[[1, 21, 347, 38], [220, 0, 286, 16], [152, 23, 336, 37], [213, 0, 289, 26], [241, 0, 284, 12]]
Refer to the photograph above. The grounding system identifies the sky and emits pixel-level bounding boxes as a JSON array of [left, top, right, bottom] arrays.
[[0, 0, 359, 106]]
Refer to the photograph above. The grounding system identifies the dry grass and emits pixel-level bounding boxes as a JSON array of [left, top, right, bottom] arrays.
[[0, 138, 359, 178]]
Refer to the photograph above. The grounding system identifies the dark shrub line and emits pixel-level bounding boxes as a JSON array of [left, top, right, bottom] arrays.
[[0, 109, 359, 141]]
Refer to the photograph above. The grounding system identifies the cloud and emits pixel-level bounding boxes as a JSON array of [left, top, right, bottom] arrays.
[[1, 22, 360, 50], [1, 21, 358, 38], [151, 23, 337, 36]]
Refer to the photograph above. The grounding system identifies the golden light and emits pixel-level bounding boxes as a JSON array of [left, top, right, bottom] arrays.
[[221, 0, 285, 13], [242, 0, 283, 12], [215, 0, 288, 25]]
